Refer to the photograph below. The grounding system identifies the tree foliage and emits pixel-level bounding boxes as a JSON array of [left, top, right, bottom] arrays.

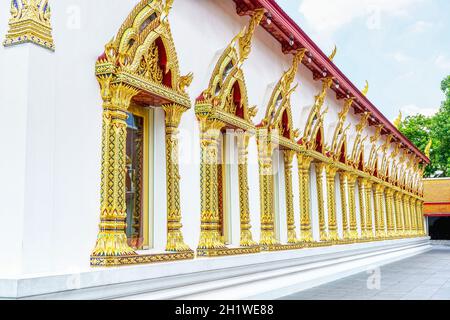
[[399, 75, 450, 177]]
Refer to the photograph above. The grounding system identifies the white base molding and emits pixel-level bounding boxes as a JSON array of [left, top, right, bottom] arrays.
[[0, 237, 431, 300]]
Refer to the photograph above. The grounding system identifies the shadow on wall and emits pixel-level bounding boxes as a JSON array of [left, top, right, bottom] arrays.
[[429, 217, 450, 240]]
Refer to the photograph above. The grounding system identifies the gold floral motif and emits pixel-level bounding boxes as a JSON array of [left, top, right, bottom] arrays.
[[4, 0, 54, 50]]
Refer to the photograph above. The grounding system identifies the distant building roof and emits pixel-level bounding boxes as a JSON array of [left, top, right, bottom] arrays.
[[424, 178, 450, 216]]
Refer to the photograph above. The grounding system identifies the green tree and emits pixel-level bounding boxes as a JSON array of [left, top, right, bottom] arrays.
[[399, 75, 450, 178]]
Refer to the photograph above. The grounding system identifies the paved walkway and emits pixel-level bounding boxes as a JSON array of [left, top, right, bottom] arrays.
[[282, 246, 450, 300]]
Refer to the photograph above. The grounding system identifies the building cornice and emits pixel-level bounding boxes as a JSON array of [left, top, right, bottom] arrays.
[[232, 0, 430, 164]]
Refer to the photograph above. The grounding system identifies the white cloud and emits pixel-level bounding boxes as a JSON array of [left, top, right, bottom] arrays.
[[400, 104, 439, 118], [409, 20, 433, 33], [389, 51, 413, 63], [299, 0, 424, 33], [434, 54, 450, 71]]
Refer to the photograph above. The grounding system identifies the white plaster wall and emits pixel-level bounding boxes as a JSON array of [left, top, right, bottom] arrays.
[[0, 0, 415, 276]]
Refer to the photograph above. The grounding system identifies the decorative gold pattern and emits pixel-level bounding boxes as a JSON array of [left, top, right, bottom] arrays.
[[284, 151, 298, 243], [325, 165, 339, 242], [91, 0, 195, 267], [195, 10, 264, 256], [315, 163, 328, 241], [91, 251, 194, 267], [236, 130, 257, 247], [88, 0, 428, 268], [4, 0, 54, 50], [298, 154, 314, 242], [339, 172, 351, 240], [163, 104, 191, 252]]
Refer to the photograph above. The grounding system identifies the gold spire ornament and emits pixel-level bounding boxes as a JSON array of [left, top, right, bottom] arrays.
[[328, 45, 337, 61], [362, 80, 369, 96], [393, 111, 402, 128], [3, 0, 55, 51], [424, 139, 432, 158]]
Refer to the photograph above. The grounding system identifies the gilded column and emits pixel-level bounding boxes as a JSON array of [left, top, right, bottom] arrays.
[[378, 185, 387, 238], [339, 171, 351, 240], [402, 195, 411, 236], [236, 131, 256, 247], [385, 189, 395, 238], [316, 163, 328, 241], [325, 165, 339, 242], [197, 119, 226, 250], [298, 154, 314, 242], [395, 192, 405, 237], [358, 178, 367, 239], [163, 104, 191, 252], [347, 174, 358, 239], [411, 198, 418, 236], [416, 200, 427, 236], [91, 80, 139, 257], [257, 138, 278, 246], [373, 184, 383, 239], [284, 151, 298, 243], [364, 180, 374, 239]]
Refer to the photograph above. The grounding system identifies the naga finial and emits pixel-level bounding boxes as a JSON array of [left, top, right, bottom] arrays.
[[393, 111, 402, 128], [328, 45, 337, 61], [237, 8, 264, 65], [362, 80, 369, 96], [424, 138, 432, 158]]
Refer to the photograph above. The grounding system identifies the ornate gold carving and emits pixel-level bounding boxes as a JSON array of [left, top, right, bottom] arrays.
[[236, 130, 257, 247], [357, 178, 367, 239], [3, 0, 54, 50], [347, 174, 359, 239], [331, 97, 354, 161], [298, 154, 314, 242], [363, 179, 374, 239], [393, 111, 402, 129], [163, 104, 191, 252], [284, 150, 298, 243], [197, 246, 261, 257], [385, 188, 395, 238], [95, 0, 192, 108], [315, 163, 328, 241], [349, 112, 370, 168], [91, 80, 140, 258], [237, 9, 265, 64], [262, 49, 306, 139], [339, 172, 351, 240], [197, 119, 226, 251], [302, 77, 333, 150], [373, 184, 386, 239], [424, 139, 432, 159], [196, 9, 262, 125], [257, 131, 279, 247], [362, 80, 369, 96], [91, 251, 194, 267], [91, 1, 194, 267], [325, 164, 339, 242], [328, 45, 337, 61]]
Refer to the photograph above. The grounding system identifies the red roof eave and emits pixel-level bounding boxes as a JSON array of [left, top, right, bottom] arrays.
[[232, 0, 430, 164]]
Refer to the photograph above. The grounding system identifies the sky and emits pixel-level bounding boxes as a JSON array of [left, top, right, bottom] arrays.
[[277, 0, 450, 121]]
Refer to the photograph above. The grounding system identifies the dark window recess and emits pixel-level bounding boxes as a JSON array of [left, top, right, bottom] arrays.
[[428, 217, 450, 240]]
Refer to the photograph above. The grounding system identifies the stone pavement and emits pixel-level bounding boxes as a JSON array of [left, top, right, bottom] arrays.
[[282, 246, 450, 300]]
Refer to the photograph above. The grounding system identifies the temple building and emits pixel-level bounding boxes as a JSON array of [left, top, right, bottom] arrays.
[[424, 178, 450, 240], [0, 0, 431, 299]]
